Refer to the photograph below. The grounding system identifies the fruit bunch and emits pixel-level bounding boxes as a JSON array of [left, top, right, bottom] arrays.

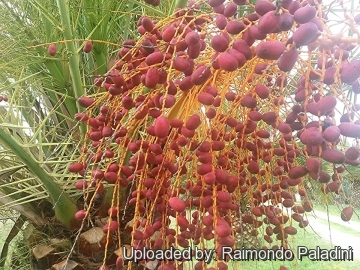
[[67, 0, 360, 269]]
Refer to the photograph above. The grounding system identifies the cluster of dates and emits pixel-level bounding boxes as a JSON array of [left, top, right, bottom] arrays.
[[65, 0, 360, 269]]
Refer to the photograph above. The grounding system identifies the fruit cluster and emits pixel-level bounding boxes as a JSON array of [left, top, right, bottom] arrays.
[[66, 0, 360, 269]]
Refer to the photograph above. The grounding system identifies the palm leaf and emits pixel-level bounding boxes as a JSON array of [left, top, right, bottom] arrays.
[[0, 0, 182, 231]]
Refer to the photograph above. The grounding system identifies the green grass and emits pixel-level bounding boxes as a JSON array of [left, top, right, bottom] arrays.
[[0, 221, 14, 251], [314, 216, 360, 238], [313, 203, 360, 218], [313, 204, 348, 217], [0, 219, 30, 270], [0, 220, 15, 269]]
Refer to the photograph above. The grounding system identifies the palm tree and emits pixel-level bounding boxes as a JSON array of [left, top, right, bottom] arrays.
[[0, 0, 181, 268], [1, 0, 360, 269]]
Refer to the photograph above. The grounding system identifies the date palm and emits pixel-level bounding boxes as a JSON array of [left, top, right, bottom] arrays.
[[0, 0, 182, 268], [1, 0, 360, 270]]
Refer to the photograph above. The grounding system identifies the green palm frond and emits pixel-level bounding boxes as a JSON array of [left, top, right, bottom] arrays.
[[0, 0, 181, 229]]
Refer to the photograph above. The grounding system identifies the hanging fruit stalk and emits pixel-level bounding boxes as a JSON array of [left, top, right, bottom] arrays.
[[68, 1, 360, 269]]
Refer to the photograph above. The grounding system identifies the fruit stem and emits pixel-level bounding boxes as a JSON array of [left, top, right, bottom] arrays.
[[56, 0, 86, 137], [175, 0, 189, 9]]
